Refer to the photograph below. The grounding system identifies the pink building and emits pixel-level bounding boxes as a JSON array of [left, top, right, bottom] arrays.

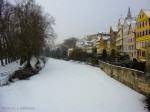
[[128, 23, 136, 60]]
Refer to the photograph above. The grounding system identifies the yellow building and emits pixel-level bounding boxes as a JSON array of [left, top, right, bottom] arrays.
[[136, 9, 150, 61], [96, 36, 109, 55], [68, 48, 73, 58], [96, 37, 101, 54]]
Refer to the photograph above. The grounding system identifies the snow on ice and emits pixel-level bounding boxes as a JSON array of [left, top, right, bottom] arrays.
[[0, 58, 147, 112]]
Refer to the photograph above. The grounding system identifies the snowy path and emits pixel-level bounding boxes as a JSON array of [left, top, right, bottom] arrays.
[[0, 58, 147, 112]]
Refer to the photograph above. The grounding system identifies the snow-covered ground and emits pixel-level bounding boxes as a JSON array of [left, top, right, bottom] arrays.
[[0, 58, 45, 86], [0, 61, 21, 86], [0, 58, 147, 112], [0, 61, 21, 74]]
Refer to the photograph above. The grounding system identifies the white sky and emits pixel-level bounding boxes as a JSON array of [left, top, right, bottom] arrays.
[[36, 0, 150, 43]]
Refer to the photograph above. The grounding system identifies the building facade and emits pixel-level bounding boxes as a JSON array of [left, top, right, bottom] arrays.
[[128, 23, 136, 60], [84, 40, 94, 54], [116, 19, 124, 53], [110, 26, 118, 53], [96, 33, 110, 55], [146, 41, 150, 73], [106, 38, 110, 55], [122, 8, 135, 54], [123, 21, 129, 54], [136, 9, 150, 61]]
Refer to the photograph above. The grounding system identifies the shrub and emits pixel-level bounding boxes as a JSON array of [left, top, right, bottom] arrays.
[[9, 68, 40, 81], [69, 48, 89, 62], [145, 96, 150, 111]]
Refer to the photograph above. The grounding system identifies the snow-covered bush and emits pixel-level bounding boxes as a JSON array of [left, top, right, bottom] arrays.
[[0, 72, 13, 87]]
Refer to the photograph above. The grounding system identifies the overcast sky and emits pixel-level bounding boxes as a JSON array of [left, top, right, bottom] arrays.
[[35, 0, 150, 44]]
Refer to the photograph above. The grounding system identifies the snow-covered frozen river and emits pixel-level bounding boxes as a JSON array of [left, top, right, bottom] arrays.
[[0, 58, 147, 112]]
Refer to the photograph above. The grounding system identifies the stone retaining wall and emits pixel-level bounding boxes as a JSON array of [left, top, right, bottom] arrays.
[[99, 60, 150, 96]]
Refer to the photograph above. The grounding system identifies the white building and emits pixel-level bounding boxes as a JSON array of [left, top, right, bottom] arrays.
[[116, 18, 124, 53], [122, 8, 136, 54]]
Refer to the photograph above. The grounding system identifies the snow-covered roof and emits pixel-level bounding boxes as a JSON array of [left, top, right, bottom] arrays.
[[119, 18, 125, 25], [102, 36, 110, 40], [97, 36, 101, 39], [112, 27, 118, 32], [142, 9, 150, 18], [84, 40, 94, 46], [125, 19, 136, 26], [97, 36, 110, 41]]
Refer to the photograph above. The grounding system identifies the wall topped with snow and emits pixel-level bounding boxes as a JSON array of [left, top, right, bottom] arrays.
[[99, 60, 150, 96]]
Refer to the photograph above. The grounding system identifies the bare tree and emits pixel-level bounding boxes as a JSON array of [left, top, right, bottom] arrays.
[[0, 0, 56, 68]]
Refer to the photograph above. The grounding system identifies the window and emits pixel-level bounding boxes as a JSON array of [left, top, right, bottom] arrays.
[[140, 23, 141, 28], [146, 30, 148, 35], [141, 32, 143, 36], [137, 33, 138, 37], [134, 51, 136, 55], [142, 42, 145, 48], [143, 21, 144, 27], [146, 30, 147, 35], [142, 51, 145, 57], [137, 51, 140, 56], [148, 29, 150, 35], [139, 51, 141, 56]]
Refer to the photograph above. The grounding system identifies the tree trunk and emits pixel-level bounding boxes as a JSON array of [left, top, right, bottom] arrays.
[[26, 58, 32, 69]]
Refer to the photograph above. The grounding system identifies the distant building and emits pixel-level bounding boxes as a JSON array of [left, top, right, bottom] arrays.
[[68, 48, 73, 58], [110, 26, 118, 53], [116, 19, 124, 53], [76, 36, 96, 54], [85, 34, 97, 41], [84, 40, 95, 54], [135, 9, 150, 61], [128, 22, 136, 60], [123, 8, 136, 54], [106, 38, 110, 55], [123, 20, 136, 54], [96, 33, 110, 55], [146, 41, 150, 73], [76, 41, 84, 50]]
